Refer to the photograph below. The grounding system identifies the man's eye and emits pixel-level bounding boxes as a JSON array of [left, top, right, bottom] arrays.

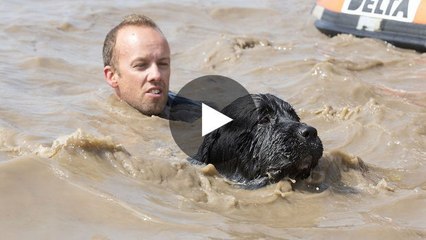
[[159, 62, 170, 67], [134, 63, 148, 69]]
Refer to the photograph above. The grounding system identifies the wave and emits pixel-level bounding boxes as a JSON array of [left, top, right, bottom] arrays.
[[34, 129, 394, 217], [37, 129, 129, 158], [0, 128, 22, 157]]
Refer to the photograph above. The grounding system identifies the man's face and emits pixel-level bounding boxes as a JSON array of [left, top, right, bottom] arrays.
[[106, 26, 170, 115]]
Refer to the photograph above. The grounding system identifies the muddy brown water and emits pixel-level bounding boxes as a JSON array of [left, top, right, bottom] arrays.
[[0, 1, 425, 239]]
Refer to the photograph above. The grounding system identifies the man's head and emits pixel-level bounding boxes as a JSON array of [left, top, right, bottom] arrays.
[[103, 14, 170, 116]]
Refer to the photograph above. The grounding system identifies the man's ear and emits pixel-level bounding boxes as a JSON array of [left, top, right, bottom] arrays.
[[104, 66, 118, 88]]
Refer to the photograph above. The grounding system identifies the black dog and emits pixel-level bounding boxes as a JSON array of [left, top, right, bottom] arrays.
[[192, 94, 323, 189]]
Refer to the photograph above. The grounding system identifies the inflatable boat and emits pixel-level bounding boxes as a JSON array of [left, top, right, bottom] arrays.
[[312, 0, 426, 51]]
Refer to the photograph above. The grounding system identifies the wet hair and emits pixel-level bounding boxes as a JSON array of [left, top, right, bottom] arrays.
[[192, 94, 323, 189], [102, 14, 162, 71]]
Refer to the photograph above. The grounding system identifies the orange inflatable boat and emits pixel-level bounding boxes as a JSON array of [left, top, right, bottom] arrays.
[[312, 0, 426, 51]]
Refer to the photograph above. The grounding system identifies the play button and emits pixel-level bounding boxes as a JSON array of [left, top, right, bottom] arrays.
[[168, 75, 253, 160], [202, 103, 233, 136]]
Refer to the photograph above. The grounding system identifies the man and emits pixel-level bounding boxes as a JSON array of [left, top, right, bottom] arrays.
[[103, 14, 170, 116], [103, 14, 200, 121]]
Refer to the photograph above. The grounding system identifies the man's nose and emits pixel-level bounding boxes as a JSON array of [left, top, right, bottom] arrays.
[[147, 64, 161, 82]]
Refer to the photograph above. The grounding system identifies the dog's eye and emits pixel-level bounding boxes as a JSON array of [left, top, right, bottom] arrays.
[[258, 116, 270, 125]]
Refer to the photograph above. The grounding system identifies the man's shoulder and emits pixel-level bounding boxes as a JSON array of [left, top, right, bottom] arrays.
[[159, 91, 201, 122]]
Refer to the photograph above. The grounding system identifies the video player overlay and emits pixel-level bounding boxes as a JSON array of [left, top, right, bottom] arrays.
[[169, 75, 254, 159]]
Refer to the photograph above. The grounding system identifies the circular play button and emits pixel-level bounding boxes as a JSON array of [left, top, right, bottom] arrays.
[[168, 75, 252, 160]]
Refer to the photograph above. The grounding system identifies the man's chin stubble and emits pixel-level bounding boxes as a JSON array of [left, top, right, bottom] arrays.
[[138, 103, 164, 116]]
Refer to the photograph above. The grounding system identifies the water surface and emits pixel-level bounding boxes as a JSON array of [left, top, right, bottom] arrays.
[[0, 0, 425, 239]]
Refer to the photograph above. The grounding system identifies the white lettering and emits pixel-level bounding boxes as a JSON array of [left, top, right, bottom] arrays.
[[342, 0, 421, 22]]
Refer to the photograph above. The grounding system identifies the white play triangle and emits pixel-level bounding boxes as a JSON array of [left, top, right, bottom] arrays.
[[201, 103, 233, 136]]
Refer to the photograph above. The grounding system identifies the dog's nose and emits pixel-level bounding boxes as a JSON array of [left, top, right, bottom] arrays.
[[298, 125, 318, 139]]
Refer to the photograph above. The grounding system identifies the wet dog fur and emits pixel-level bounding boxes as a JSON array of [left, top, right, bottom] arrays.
[[191, 94, 323, 189]]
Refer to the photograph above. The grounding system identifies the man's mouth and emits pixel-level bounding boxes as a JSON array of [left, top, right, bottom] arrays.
[[149, 89, 161, 94], [147, 88, 163, 96]]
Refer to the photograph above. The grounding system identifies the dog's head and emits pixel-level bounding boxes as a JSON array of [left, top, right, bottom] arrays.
[[193, 93, 323, 189]]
